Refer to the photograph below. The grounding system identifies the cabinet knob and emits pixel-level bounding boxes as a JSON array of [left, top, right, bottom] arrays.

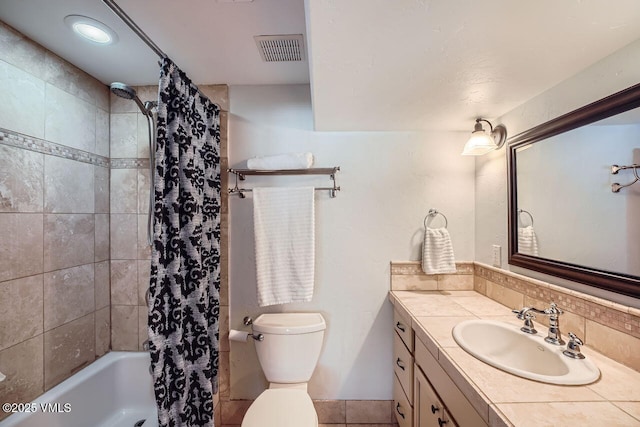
[[431, 404, 440, 414], [438, 417, 448, 427], [395, 402, 405, 419], [396, 358, 406, 371], [396, 321, 406, 332]]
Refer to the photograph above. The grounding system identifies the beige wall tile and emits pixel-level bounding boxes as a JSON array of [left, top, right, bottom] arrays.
[[110, 260, 138, 305], [110, 214, 137, 260], [111, 305, 138, 351], [43, 51, 108, 110], [44, 83, 96, 153], [346, 401, 393, 423], [199, 85, 229, 111], [95, 108, 110, 157], [474, 276, 488, 295], [110, 168, 138, 213], [44, 214, 94, 271], [0, 213, 44, 282], [438, 274, 474, 290], [485, 281, 523, 311], [95, 306, 110, 357], [94, 260, 110, 310], [44, 313, 95, 390], [137, 168, 151, 214], [0, 21, 47, 79], [0, 145, 44, 213], [44, 154, 94, 213], [95, 213, 110, 262], [586, 320, 640, 372], [94, 166, 110, 214], [314, 400, 346, 423], [110, 91, 138, 114], [43, 264, 94, 331], [137, 113, 151, 158], [0, 61, 45, 138], [137, 214, 152, 259], [0, 275, 43, 351], [391, 274, 437, 291], [138, 306, 148, 350], [110, 113, 138, 157], [138, 259, 151, 306], [0, 335, 44, 412]]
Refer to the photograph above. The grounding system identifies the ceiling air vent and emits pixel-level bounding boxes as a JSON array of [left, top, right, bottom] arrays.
[[254, 34, 305, 62]]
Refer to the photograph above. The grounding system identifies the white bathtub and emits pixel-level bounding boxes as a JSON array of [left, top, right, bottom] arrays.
[[0, 352, 157, 427]]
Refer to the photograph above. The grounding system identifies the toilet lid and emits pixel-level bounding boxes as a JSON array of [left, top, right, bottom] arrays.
[[241, 389, 317, 427]]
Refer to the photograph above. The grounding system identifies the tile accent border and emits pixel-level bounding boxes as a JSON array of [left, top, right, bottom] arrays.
[[390, 261, 474, 291], [110, 158, 150, 169], [474, 263, 640, 340], [0, 128, 109, 168]]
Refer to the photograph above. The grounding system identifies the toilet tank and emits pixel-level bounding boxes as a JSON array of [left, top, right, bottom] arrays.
[[252, 313, 326, 384]]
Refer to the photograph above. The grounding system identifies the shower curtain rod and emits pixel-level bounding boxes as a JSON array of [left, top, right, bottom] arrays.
[[102, 0, 168, 59]]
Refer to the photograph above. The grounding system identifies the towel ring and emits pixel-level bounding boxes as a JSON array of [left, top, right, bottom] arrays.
[[424, 209, 448, 229], [518, 209, 534, 226]]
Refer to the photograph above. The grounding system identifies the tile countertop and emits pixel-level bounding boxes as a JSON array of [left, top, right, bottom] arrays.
[[389, 290, 640, 427]]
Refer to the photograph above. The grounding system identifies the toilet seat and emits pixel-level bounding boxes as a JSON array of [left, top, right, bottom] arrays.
[[241, 389, 317, 427]]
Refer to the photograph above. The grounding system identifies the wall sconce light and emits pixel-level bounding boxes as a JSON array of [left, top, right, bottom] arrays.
[[461, 118, 507, 156]]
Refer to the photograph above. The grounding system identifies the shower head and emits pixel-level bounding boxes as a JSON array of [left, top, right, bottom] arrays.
[[110, 82, 137, 99], [110, 82, 152, 116]]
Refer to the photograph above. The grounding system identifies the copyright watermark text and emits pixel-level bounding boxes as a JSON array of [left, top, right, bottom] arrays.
[[2, 402, 71, 413]]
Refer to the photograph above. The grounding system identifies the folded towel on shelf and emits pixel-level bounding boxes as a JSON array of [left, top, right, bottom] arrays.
[[422, 227, 457, 274], [518, 225, 539, 256], [247, 152, 314, 170], [253, 187, 315, 307]]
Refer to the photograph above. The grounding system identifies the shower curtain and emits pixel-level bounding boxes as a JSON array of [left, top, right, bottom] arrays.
[[148, 57, 221, 427]]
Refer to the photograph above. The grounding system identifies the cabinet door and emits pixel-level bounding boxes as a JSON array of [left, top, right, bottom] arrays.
[[414, 364, 444, 427]]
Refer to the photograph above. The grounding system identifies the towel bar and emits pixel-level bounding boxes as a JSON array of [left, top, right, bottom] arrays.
[[228, 167, 341, 198]]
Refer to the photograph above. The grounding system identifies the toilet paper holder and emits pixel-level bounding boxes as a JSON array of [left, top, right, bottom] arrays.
[[243, 316, 264, 341]]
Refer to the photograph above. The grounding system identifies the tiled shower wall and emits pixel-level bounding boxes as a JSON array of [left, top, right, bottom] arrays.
[[0, 21, 110, 419]]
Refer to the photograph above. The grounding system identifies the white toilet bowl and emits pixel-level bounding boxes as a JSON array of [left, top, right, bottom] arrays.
[[240, 313, 326, 427]]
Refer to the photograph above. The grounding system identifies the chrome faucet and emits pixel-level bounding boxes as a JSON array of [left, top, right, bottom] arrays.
[[512, 302, 565, 345]]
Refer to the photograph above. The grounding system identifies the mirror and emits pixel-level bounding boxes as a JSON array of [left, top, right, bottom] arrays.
[[508, 83, 640, 298]]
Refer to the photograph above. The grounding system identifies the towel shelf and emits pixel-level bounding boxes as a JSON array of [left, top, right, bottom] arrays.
[[228, 167, 341, 198]]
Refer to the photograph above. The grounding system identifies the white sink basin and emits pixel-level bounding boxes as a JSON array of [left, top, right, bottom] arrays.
[[452, 319, 600, 385]]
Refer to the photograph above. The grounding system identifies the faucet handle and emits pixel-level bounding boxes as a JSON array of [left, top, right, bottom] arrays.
[[562, 332, 585, 359], [545, 302, 563, 316]]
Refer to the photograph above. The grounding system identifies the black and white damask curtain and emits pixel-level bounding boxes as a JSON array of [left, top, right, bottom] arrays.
[[149, 57, 221, 427]]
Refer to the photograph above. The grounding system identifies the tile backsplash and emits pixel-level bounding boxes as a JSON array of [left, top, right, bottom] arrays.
[[390, 261, 640, 372]]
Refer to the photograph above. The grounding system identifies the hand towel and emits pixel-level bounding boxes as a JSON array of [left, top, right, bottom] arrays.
[[253, 187, 315, 307], [247, 152, 314, 170], [518, 225, 539, 256], [422, 227, 457, 274]]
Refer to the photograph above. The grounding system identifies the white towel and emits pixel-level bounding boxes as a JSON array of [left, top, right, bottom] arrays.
[[518, 226, 539, 256], [253, 187, 315, 307], [247, 152, 314, 170], [422, 227, 457, 274]]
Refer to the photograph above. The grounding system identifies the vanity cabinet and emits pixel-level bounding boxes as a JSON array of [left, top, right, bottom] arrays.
[[393, 310, 414, 427], [414, 366, 457, 427], [392, 309, 487, 427]]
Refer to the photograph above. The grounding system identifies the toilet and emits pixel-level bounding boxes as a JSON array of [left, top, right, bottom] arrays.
[[241, 312, 326, 427]]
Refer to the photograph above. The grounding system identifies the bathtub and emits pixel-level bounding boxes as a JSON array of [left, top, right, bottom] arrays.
[[0, 352, 157, 427]]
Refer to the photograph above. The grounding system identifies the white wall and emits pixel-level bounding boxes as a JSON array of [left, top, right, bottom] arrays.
[[228, 84, 475, 399], [476, 38, 640, 307]]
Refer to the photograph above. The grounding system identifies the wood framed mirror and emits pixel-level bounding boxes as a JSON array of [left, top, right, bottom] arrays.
[[508, 83, 640, 298]]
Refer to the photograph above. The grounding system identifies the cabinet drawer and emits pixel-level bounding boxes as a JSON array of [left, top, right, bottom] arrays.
[[415, 338, 488, 427], [393, 373, 413, 427], [393, 332, 414, 404], [394, 309, 413, 352]]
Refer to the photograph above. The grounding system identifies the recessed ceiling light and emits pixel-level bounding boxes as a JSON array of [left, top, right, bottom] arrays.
[[64, 15, 118, 45]]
